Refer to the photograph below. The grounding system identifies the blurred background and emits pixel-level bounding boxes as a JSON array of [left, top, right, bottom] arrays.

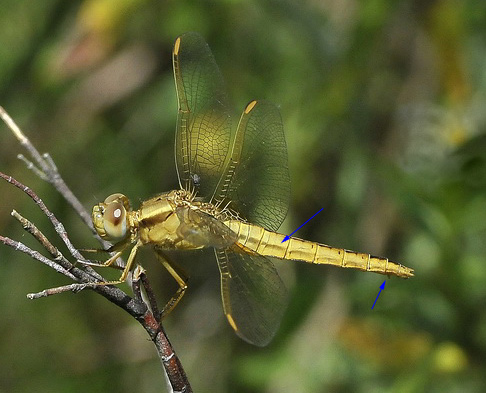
[[0, 0, 485, 392]]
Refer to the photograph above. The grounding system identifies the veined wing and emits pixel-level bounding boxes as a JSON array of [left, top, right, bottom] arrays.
[[212, 100, 290, 232], [215, 248, 288, 346], [173, 32, 232, 197], [173, 35, 290, 346]]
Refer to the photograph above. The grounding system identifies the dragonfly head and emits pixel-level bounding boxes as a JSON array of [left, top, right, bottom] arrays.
[[92, 193, 132, 241]]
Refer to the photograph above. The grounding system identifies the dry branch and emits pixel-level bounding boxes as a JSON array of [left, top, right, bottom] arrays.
[[0, 107, 192, 393]]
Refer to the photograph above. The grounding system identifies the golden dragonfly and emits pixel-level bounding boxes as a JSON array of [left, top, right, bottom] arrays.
[[90, 32, 414, 346]]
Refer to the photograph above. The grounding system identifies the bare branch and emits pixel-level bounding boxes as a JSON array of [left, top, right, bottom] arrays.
[[0, 107, 193, 393], [1, 105, 93, 231], [27, 283, 95, 299], [0, 234, 77, 280], [11, 209, 62, 259], [1, 171, 193, 392], [17, 154, 48, 180], [132, 270, 191, 393], [0, 171, 87, 262]]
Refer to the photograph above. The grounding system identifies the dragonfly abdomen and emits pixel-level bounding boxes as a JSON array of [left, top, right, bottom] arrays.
[[226, 221, 414, 279]]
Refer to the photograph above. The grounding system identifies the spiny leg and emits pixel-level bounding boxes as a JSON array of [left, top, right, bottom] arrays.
[[87, 241, 141, 286], [78, 240, 130, 270], [154, 248, 189, 320]]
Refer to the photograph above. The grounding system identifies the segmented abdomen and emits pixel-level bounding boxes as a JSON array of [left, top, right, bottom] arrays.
[[225, 220, 414, 278]]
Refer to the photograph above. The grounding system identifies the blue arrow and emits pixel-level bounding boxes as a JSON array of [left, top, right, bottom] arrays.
[[371, 280, 386, 309], [281, 208, 324, 243]]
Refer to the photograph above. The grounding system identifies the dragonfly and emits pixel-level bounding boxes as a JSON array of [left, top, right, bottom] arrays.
[[90, 32, 414, 346]]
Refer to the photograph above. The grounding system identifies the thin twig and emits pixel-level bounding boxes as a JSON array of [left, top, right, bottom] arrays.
[[0, 234, 78, 280], [11, 209, 63, 260], [0, 106, 93, 229], [0, 172, 89, 263], [27, 283, 95, 299]]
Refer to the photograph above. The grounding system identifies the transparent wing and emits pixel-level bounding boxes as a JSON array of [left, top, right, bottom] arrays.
[[175, 206, 237, 248], [172, 32, 232, 197], [215, 248, 288, 346], [213, 100, 290, 231]]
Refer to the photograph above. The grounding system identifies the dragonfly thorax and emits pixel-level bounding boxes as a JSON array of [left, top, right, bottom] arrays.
[[91, 189, 226, 249]]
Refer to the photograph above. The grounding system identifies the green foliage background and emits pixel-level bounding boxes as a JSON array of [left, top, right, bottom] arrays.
[[1, 0, 485, 392]]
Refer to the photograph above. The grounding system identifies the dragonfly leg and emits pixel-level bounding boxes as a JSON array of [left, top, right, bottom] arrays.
[[153, 248, 188, 320], [78, 240, 130, 270], [86, 241, 141, 286], [101, 251, 123, 268]]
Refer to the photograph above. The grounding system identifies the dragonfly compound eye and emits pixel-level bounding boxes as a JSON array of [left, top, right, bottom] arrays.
[[102, 200, 128, 240], [91, 194, 130, 241]]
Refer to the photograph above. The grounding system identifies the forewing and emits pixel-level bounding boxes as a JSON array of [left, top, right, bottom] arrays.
[[173, 32, 232, 197], [213, 100, 290, 231], [215, 248, 288, 346]]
